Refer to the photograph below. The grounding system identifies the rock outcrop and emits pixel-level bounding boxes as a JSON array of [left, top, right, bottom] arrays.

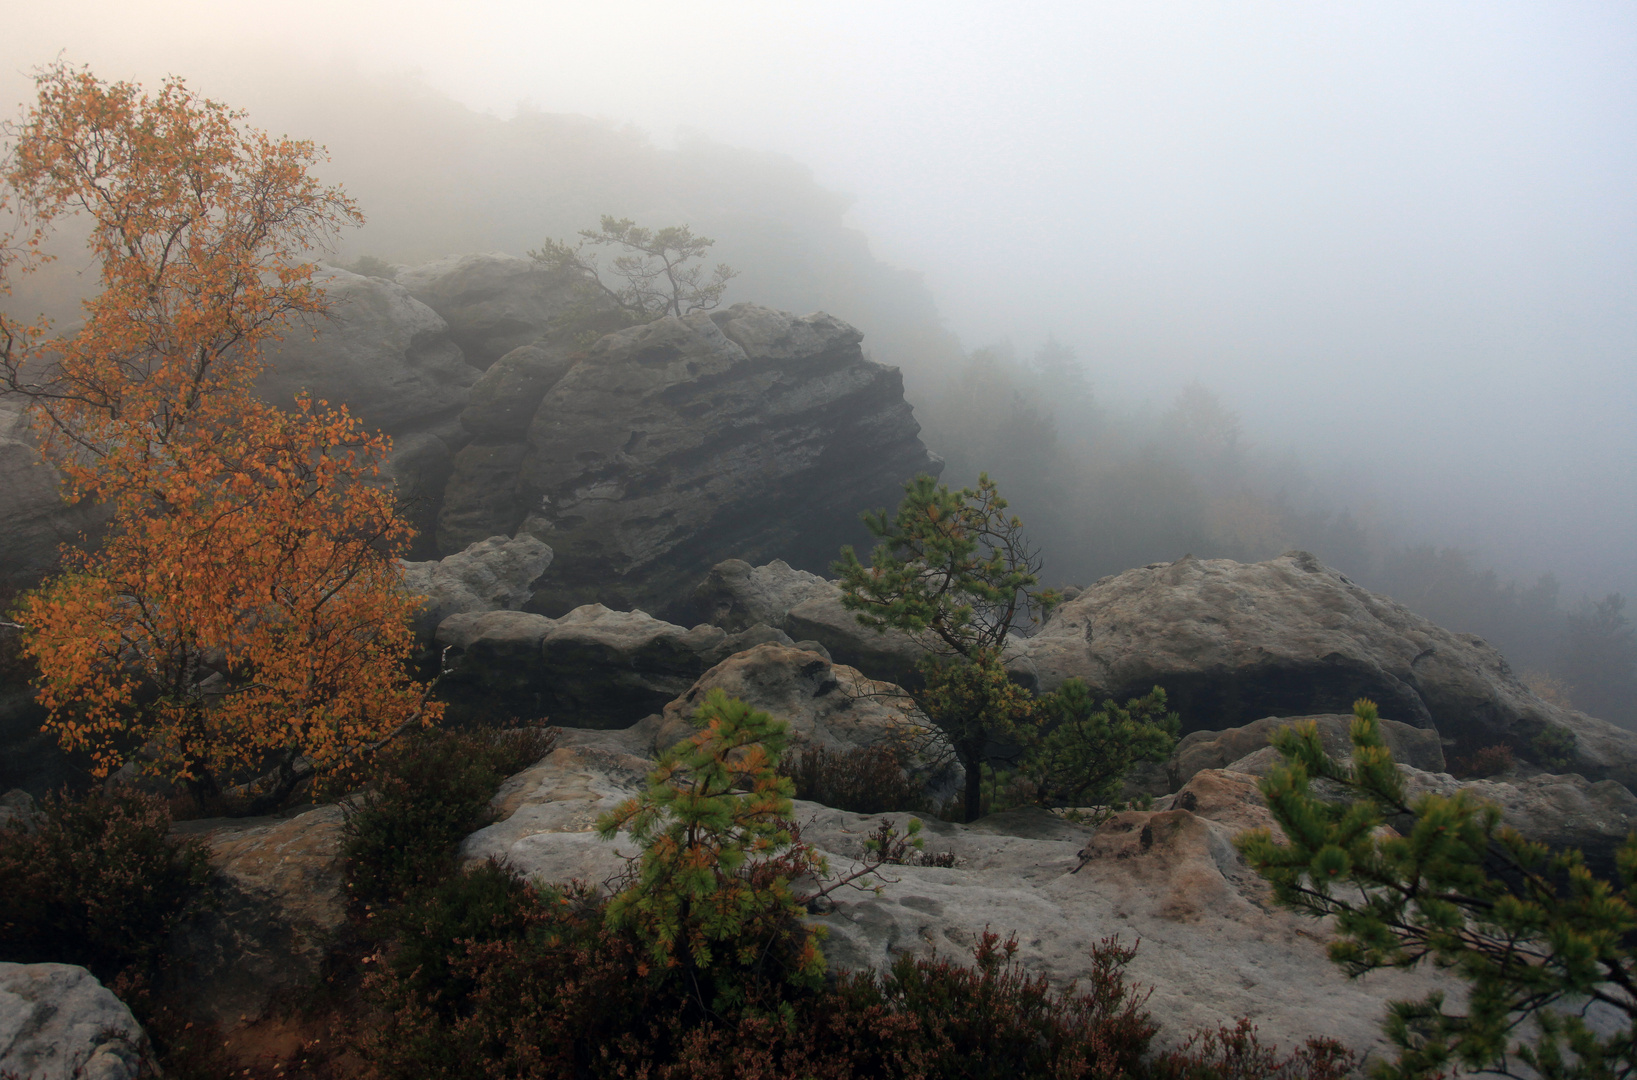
[[400, 533, 553, 642], [257, 266, 479, 557], [397, 253, 582, 371], [682, 558, 929, 687], [644, 643, 964, 807], [439, 304, 939, 611], [436, 604, 797, 727], [1024, 551, 1637, 786], [0, 963, 149, 1080], [1170, 712, 1447, 790], [460, 730, 1456, 1061], [166, 806, 348, 1027]]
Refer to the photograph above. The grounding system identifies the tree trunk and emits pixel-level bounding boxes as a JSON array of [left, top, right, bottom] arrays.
[[963, 752, 983, 823]]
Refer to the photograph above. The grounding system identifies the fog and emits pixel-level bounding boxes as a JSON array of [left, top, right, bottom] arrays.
[[5, 1, 1634, 608]]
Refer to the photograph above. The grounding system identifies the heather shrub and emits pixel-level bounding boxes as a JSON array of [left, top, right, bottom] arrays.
[[865, 816, 960, 868], [788, 741, 931, 813], [1451, 742, 1516, 779], [0, 788, 210, 979], [364, 887, 1159, 1080], [343, 724, 556, 909], [1148, 1018, 1357, 1080]]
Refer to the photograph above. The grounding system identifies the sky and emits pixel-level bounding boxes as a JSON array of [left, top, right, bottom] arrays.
[[4, 1, 1635, 597]]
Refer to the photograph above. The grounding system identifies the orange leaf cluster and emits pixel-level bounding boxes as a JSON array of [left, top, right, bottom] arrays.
[[1, 62, 438, 796]]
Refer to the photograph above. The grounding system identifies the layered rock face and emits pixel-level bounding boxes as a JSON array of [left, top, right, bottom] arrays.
[[397, 253, 582, 371], [258, 266, 480, 558], [441, 304, 940, 613]]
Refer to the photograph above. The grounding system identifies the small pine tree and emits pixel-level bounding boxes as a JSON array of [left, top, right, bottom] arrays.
[[1237, 698, 1637, 1080], [836, 472, 1059, 821], [596, 689, 826, 992], [1024, 683, 1179, 814]]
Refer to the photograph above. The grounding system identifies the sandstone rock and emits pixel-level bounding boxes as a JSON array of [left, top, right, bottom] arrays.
[[0, 963, 149, 1080], [434, 609, 557, 722], [0, 399, 102, 591], [258, 266, 476, 438], [460, 344, 580, 440], [165, 806, 347, 1027], [461, 726, 656, 887], [1396, 766, 1637, 881], [0, 789, 36, 830], [646, 643, 963, 807], [397, 253, 582, 370], [464, 738, 1455, 1060], [1170, 712, 1446, 791], [434, 605, 762, 728], [1024, 551, 1637, 786], [679, 558, 840, 632], [444, 304, 938, 611], [532, 606, 731, 728], [436, 441, 533, 551], [400, 534, 553, 641]]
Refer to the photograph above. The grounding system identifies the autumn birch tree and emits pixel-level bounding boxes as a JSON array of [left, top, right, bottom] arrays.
[[0, 62, 438, 808]]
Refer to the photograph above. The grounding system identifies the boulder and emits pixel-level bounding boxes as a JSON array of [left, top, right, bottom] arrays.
[[165, 806, 348, 1028], [646, 643, 964, 807], [1169, 712, 1446, 791], [400, 533, 553, 642], [678, 558, 839, 632], [397, 253, 583, 371], [1024, 551, 1637, 786], [1399, 766, 1637, 881], [0, 963, 149, 1080], [440, 304, 938, 608]]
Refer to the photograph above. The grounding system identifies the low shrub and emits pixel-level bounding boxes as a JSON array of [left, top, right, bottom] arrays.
[[0, 789, 211, 980], [1451, 742, 1516, 779], [1148, 1018, 1356, 1080], [788, 742, 930, 814], [865, 816, 959, 868], [363, 885, 1159, 1080], [343, 724, 556, 910]]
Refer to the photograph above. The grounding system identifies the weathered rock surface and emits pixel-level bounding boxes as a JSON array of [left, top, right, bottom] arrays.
[[166, 806, 348, 1027], [397, 253, 582, 371], [440, 304, 938, 611], [259, 266, 476, 439], [0, 963, 149, 1080], [257, 266, 479, 557], [1170, 712, 1447, 790], [679, 558, 840, 633], [1397, 766, 1637, 881], [461, 735, 1454, 1061], [1024, 551, 1637, 786], [436, 604, 798, 728], [645, 643, 964, 807], [400, 533, 553, 642], [683, 558, 1038, 690]]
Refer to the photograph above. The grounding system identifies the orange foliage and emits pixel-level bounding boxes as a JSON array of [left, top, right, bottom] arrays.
[[1, 62, 438, 801]]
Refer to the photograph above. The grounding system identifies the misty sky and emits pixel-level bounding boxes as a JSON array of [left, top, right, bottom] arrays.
[[5, 1, 1635, 598]]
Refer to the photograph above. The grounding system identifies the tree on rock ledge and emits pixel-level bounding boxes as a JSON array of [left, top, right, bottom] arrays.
[[0, 62, 437, 809], [836, 473, 1059, 822]]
